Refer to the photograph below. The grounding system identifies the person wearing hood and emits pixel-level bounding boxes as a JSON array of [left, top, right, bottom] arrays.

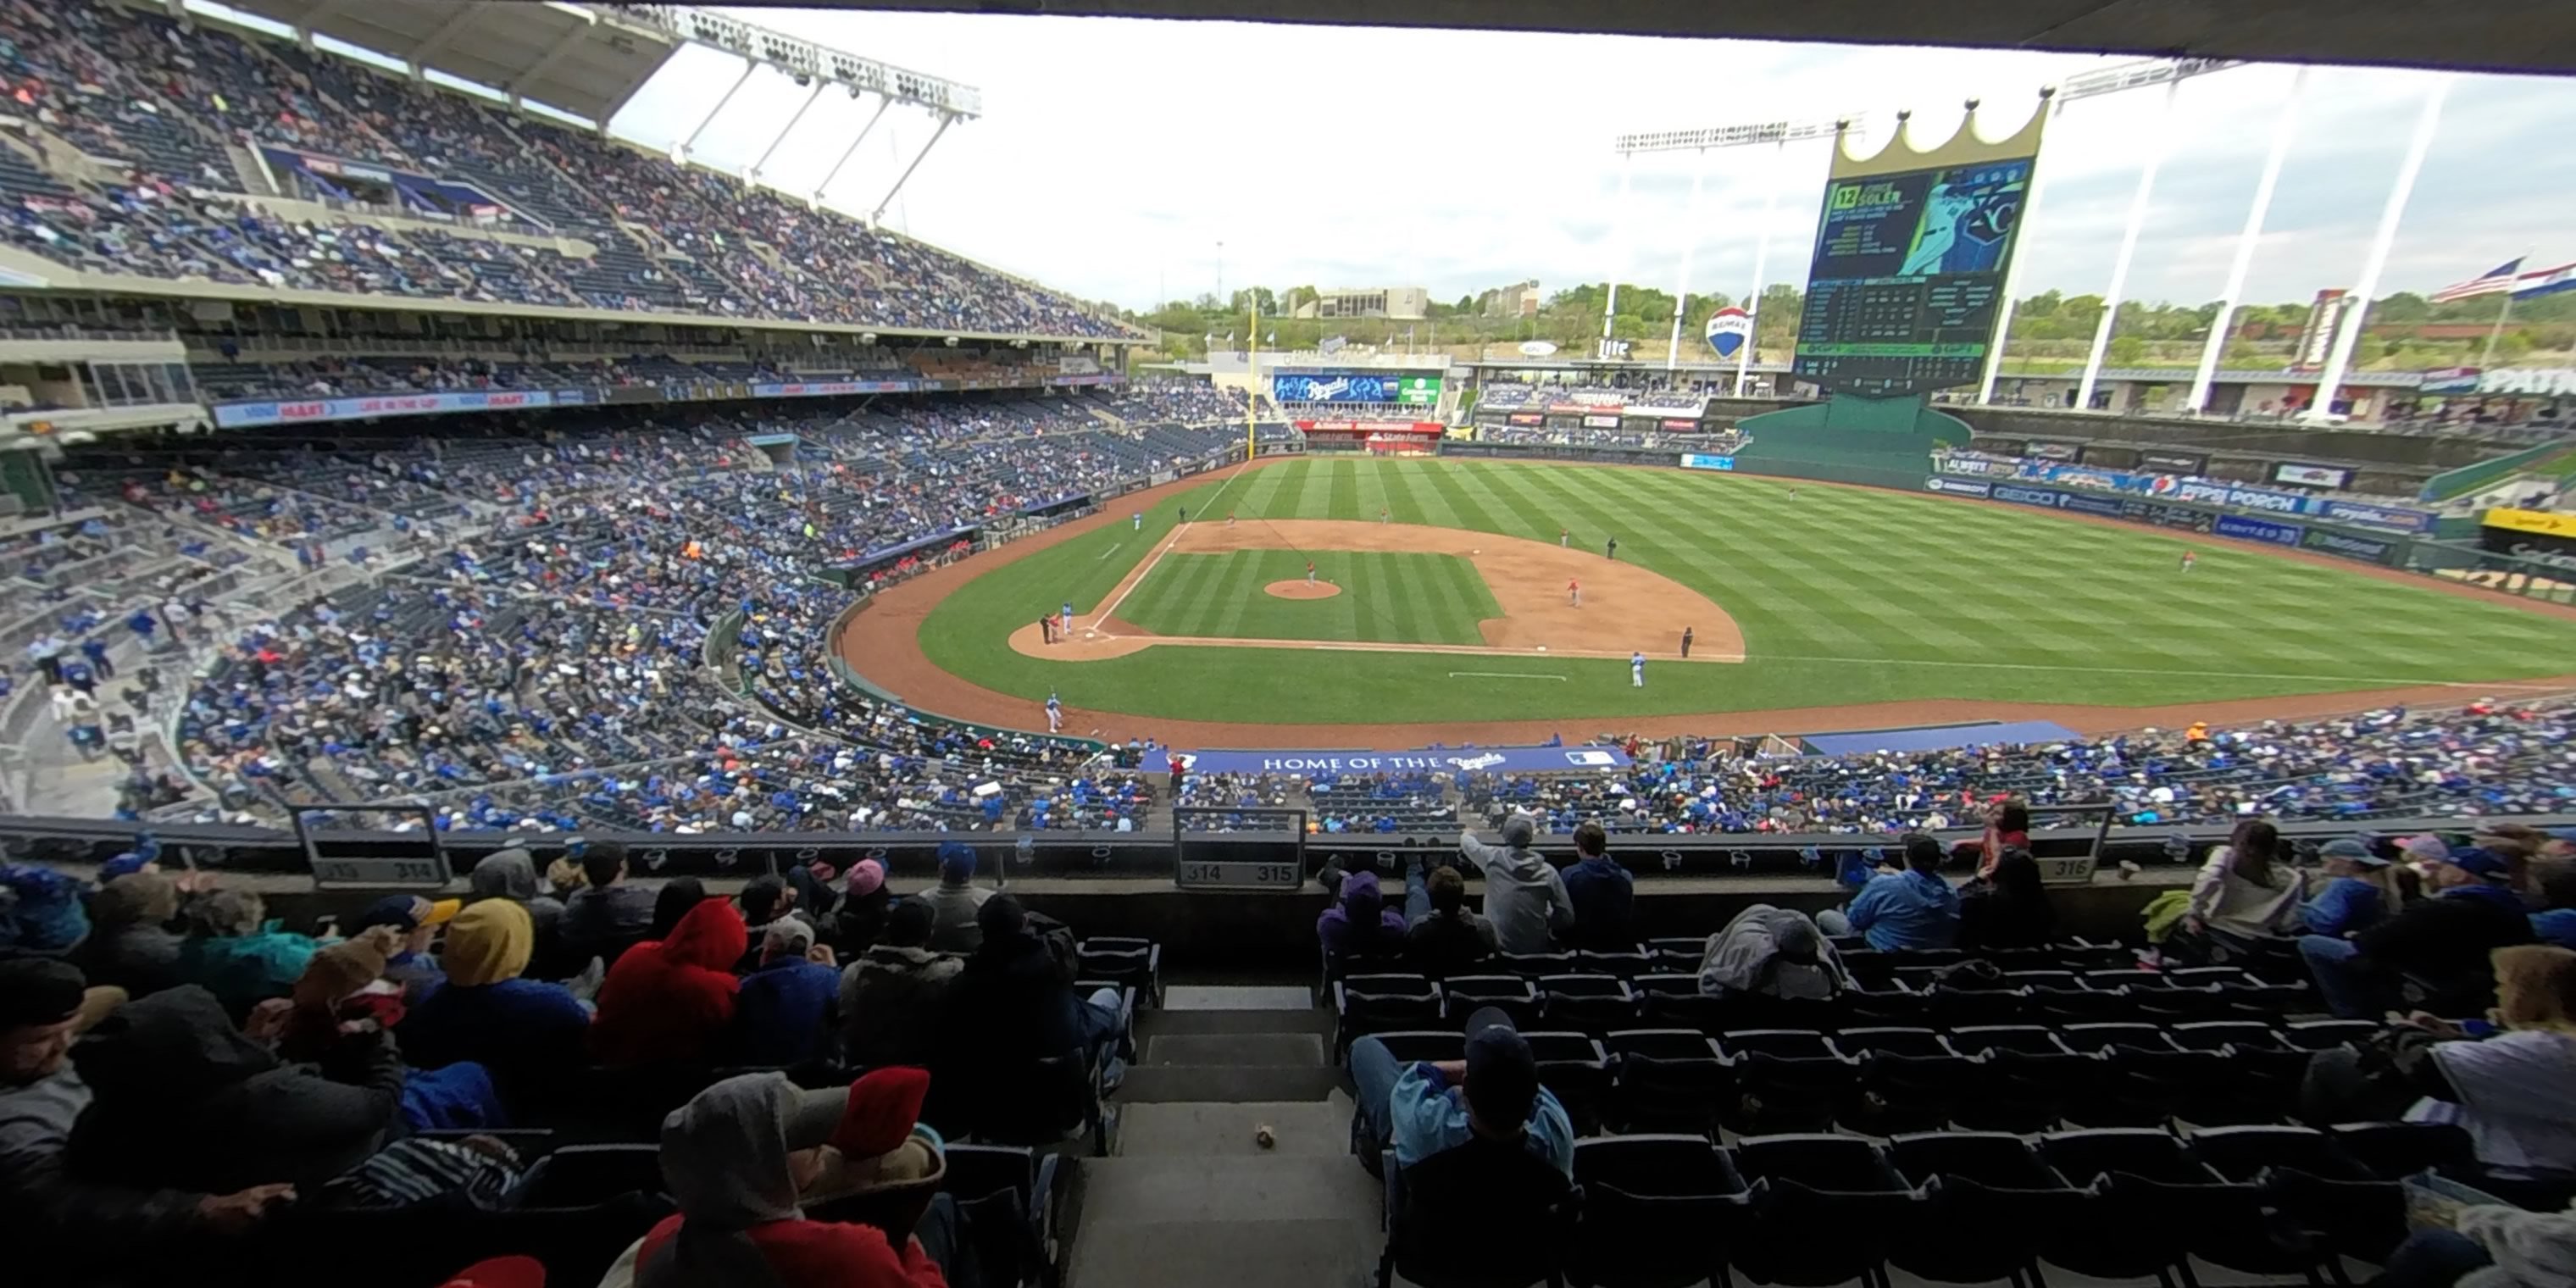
[[625, 1068, 949, 1288], [68, 985, 403, 1195], [1697, 905, 1852, 1000], [275, 930, 503, 1131], [80, 872, 186, 997], [1, 960, 297, 1257], [592, 897, 747, 1066], [468, 847, 565, 939], [939, 895, 1123, 1090], [398, 900, 591, 1098], [830, 860, 891, 960], [1317, 870, 1406, 966], [730, 919, 841, 1068], [175, 888, 321, 1017], [1457, 814, 1574, 955], [2303, 847, 2536, 1019], [1558, 821, 1636, 951], [842, 899, 963, 1070], [919, 843, 992, 954]]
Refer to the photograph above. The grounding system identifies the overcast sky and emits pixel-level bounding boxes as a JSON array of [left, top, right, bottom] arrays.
[[608, 10, 2571, 314]]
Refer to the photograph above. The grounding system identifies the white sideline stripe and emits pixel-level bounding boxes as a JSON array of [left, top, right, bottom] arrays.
[[1096, 541, 1123, 561], [1778, 654, 2570, 689], [1096, 467, 1246, 624], [1448, 671, 1567, 681]]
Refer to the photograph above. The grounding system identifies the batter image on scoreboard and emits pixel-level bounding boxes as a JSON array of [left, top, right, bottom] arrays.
[[1897, 167, 2024, 277]]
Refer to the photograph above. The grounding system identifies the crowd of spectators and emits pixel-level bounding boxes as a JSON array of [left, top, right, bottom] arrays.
[[0, 833, 1119, 1285], [1, 0, 1134, 338]]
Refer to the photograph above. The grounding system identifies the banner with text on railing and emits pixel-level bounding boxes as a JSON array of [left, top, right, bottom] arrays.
[[212, 372, 1126, 429], [1162, 743, 1633, 775], [1932, 454, 2436, 534]]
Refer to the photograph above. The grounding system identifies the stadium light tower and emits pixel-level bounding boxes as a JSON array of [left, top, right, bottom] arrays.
[[1615, 117, 1854, 388], [1975, 55, 2242, 408]]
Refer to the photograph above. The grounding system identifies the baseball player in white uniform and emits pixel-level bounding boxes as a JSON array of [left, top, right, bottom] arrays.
[[1060, 601, 1074, 634], [1046, 691, 1063, 733], [1630, 651, 1646, 687]]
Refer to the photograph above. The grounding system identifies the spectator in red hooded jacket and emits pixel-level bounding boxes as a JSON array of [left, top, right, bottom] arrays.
[[591, 897, 747, 1066]]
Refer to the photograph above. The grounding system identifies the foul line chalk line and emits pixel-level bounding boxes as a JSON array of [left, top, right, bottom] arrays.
[[1448, 671, 1567, 681], [1096, 541, 1123, 561], [1096, 467, 1247, 624]]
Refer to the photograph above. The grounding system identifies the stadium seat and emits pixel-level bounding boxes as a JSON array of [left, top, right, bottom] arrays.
[[1524, 1031, 1613, 1137], [1496, 950, 1574, 978], [2037, 1128, 2244, 1285], [1646, 937, 1707, 973], [2283, 1019, 2388, 1052], [1835, 1027, 1974, 1135], [1732, 1134, 1920, 1288], [1078, 937, 1162, 1008], [1885, 1131, 2087, 1288], [1335, 975, 1441, 1058], [1441, 974, 1541, 1029], [1603, 1030, 1729, 1137], [2177, 1125, 2365, 1279], [1946, 1028, 2088, 1134], [1571, 1135, 1751, 1288], [1575, 947, 1654, 978], [1716, 1030, 1853, 1135], [938, 1143, 1064, 1288], [1378, 1133, 1579, 1288], [1538, 974, 1637, 1031], [1633, 974, 1732, 1035]]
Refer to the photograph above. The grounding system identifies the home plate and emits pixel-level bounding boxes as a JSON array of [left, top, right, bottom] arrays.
[[1085, 630, 1099, 639]]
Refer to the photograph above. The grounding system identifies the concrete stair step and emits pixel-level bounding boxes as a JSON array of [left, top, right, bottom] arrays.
[[1114, 1097, 1353, 1158], [1074, 1154, 1379, 1224], [1146, 1032, 1324, 1067], [1113, 1063, 1344, 1103], [1139, 1007, 1335, 1039], [1067, 1216, 1379, 1288], [1163, 985, 1314, 1010]]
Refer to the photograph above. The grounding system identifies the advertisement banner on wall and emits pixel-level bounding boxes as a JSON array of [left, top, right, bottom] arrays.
[[1507, 413, 1544, 426], [2273, 462, 2354, 488], [1682, 453, 1737, 472], [1582, 414, 1622, 429], [1923, 475, 1992, 497], [1172, 744, 1634, 776], [2168, 479, 2308, 515], [2057, 492, 2126, 519], [2122, 499, 2216, 533], [2025, 441, 2081, 462], [2214, 514, 2303, 547], [2317, 500, 2433, 534], [1935, 455, 2011, 476], [211, 388, 558, 429], [2300, 527, 2394, 564], [1660, 419, 1702, 431], [2139, 450, 2210, 473], [1993, 484, 2064, 508]]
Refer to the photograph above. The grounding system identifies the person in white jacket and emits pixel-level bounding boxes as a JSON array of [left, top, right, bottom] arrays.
[[2374, 1201, 2576, 1288], [1458, 814, 1574, 955]]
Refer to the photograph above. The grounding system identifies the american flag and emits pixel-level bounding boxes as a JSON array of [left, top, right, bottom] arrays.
[[2430, 257, 2526, 303], [2512, 262, 2576, 301]]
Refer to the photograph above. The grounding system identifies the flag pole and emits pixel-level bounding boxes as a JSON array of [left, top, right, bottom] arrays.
[[2479, 276, 2520, 369], [1246, 297, 1258, 464]]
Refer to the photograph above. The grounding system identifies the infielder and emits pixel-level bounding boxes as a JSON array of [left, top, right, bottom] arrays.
[[1060, 601, 1074, 633], [1680, 626, 1694, 658], [1567, 577, 1580, 607], [1605, 536, 1618, 562], [1046, 691, 1063, 733], [1380, 508, 1390, 525], [1132, 511, 1141, 530], [1630, 651, 1646, 687], [1559, 526, 1569, 548]]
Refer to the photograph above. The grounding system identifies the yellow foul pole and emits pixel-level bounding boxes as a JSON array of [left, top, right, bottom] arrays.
[[1245, 299, 1258, 463]]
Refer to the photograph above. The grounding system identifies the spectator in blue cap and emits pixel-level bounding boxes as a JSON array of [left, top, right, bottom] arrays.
[[922, 841, 993, 954], [0, 862, 91, 953], [2301, 847, 2535, 1019], [1348, 1006, 1574, 1176], [2298, 837, 2408, 939]]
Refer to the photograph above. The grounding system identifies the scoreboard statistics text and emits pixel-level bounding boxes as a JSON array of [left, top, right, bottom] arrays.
[[1791, 158, 2032, 396]]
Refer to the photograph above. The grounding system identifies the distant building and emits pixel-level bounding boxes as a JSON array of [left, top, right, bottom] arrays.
[[1296, 286, 1430, 320], [1478, 280, 1541, 319]]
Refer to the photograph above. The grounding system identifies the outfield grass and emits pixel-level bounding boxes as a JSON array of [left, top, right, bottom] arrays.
[[913, 458, 2576, 725], [1118, 550, 1499, 645]]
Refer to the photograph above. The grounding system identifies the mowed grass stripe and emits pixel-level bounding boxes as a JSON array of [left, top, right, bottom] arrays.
[[915, 461, 2576, 725], [1116, 547, 1496, 647]]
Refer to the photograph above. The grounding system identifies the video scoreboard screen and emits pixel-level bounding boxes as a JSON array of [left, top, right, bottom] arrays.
[[1273, 374, 1443, 405], [1792, 157, 2032, 396]]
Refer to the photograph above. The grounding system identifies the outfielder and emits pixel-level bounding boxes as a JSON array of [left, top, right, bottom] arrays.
[[1046, 691, 1063, 733], [1132, 511, 1141, 530], [1630, 651, 1646, 687], [1559, 526, 1569, 548], [2179, 549, 2197, 573], [1568, 577, 1580, 607], [1605, 536, 1618, 562]]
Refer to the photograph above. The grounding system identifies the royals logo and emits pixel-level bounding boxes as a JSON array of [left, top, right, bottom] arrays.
[[1704, 307, 1753, 359]]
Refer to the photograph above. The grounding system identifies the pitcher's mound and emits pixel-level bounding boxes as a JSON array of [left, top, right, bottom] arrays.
[[1265, 579, 1341, 600]]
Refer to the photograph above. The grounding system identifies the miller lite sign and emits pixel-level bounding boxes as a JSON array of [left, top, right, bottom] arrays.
[[1704, 307, 1753, 359]]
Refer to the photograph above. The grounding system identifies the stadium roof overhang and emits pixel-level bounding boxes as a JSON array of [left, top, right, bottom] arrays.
[[219, 1, 981, 125], [778, 0, 2576, 76]]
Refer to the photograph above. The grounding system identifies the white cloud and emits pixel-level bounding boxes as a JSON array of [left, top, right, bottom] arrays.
[[611, 12, 2564, 312]]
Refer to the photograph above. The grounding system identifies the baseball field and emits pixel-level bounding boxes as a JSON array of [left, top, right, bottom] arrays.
[[846, 457, 2576, 743]]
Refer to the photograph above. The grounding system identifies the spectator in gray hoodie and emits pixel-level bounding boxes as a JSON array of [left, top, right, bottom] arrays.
[[1458, 814, 1574, 954]]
